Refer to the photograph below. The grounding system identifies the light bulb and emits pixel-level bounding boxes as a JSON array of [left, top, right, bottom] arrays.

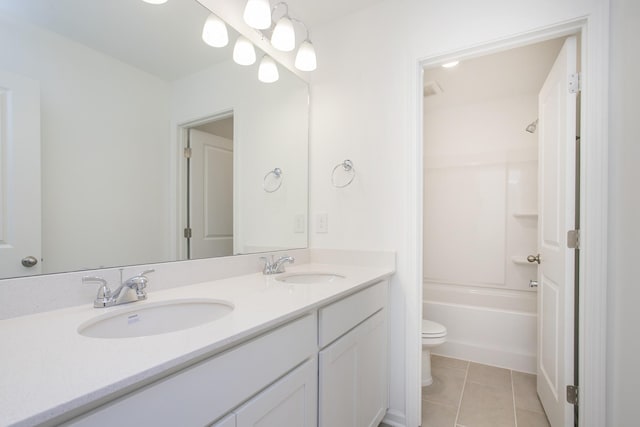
[[271, 16, 295, 52], [202, 14, 228, 48], [258, 55, 279, 83], [233, 36, 256, 65], [295, 40, 317, 71], [243, 0, 271, 30], [141, 0, 168, 4]]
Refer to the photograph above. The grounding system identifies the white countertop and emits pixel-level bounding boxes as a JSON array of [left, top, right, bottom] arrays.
[[0, 263, 393, 427]]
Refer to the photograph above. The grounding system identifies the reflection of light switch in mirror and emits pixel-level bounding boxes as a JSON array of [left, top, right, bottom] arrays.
[[316, 213, 328, 233], [294, 214, 306, 233]]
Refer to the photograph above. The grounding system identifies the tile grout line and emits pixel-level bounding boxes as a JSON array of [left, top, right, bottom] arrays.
[[511, 369, 518, 427], [453, 360, 470, 426]]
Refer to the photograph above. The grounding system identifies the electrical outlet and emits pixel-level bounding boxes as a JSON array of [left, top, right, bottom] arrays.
[[316, 212, 328, 233]]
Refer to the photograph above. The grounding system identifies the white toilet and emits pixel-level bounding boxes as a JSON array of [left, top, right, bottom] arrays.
[[421, 319, 447, 386]]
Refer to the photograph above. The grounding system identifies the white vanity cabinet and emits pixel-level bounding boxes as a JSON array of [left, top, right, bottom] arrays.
[[61, 279, 390, 427], [318, 280, 389, 427], [64, 314, 317, 427]]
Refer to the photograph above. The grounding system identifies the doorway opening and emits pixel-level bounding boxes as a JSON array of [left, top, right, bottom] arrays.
[[182, 112, 234, 260], [421, 33, 580, 427]]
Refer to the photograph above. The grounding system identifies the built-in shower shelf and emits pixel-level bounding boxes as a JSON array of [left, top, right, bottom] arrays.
[[511, 256, 537, 265], [513, 212, 538, 219]]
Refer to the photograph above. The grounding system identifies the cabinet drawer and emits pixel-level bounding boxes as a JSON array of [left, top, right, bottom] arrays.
[[318, 280, 387, 348], [65, 313, 317, 427]]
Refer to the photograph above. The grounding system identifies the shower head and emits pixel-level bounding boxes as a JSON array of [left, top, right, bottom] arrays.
[[526, 119, 538, 134]]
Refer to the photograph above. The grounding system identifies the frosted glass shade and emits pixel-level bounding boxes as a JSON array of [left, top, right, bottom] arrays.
[[202, 14, 228, 48], [295, 40, 317, 71], [271, 17, 295, 52], [233, 36, 256, 65], [243, 0, 271, 30], [258, 55, 279, 83]]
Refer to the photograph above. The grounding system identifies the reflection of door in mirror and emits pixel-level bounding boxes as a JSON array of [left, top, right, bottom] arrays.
[[188, 117, 234, 259], [0, 71, 42, 277]]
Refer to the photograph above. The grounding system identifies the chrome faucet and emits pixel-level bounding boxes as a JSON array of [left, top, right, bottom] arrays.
[[260, 255, 295, 275], [83, 269, 154, 308]]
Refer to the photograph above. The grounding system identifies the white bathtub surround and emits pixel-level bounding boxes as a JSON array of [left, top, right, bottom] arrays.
[[423, 282, 537, 373], [0, 253, 394, 426]]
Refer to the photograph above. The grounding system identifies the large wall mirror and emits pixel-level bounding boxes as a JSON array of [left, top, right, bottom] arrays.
[[0, 0, 309, 279]]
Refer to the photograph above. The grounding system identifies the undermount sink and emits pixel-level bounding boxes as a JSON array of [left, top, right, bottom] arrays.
[[276, 272, 346, 284], [78, 299, 234, 339]]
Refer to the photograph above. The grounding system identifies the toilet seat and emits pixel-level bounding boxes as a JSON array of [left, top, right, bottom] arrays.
[[422, 319, 447, 338]]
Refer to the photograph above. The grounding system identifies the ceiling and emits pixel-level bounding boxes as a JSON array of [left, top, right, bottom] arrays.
[[0, 0, 233, 81], [284, 0, 385, 28], [424, 37, 567, 109]]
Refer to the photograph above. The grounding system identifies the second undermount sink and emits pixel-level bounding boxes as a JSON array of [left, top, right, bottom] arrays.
[[276, 272, 346, 284], [78, 299, 234, 339]]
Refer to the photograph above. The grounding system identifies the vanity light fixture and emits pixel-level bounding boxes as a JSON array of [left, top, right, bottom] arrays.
[[141, 0, 168, 4], [442, 60, 460, 68], [270, 3, 295, 52], [233, 36, 257, 65], [258, 55, 279, 83], [243, 0, 318, 72], [202, 13, 229, 48], [243, 0, 272, 29], [293, 19, 317, 71], [295, 39, 317, 71]]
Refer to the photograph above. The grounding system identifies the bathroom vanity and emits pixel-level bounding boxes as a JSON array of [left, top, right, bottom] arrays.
[[0, 261, 392, 427]]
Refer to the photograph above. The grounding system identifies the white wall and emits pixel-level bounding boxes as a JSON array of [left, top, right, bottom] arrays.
[[607, 0, 640, 425], [170, 59, 309, 255], [309, 0, 610, 425], [0, 14, 172, 273]]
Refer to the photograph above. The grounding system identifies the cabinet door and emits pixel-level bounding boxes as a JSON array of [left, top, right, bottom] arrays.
[[319, 309, 387, 427], [235, 358, 317, 427]]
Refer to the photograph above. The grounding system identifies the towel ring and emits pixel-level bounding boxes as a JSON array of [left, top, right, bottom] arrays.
[[263, 167, 283, 193], [332, 160, 355, 188]]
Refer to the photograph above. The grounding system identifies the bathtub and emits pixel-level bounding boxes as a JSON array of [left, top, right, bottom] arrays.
[[423, 281, 537, 373]]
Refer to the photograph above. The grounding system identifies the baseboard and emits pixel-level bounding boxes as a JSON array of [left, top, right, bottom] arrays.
[[381, 409, 407, 427], [433, 340, 536, 373]]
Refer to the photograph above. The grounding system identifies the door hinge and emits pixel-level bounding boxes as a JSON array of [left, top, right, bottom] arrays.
[[567, 385, 579, 405], [568, 72, 581, 94], [184, 227, 192, 239], [567, 229, 580, 249], [184, 147, 192, 159]]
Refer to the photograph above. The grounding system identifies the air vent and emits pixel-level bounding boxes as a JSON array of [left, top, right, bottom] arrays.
[[423, 81, 443, 97]]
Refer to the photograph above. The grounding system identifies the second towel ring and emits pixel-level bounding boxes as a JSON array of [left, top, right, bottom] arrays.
[[332, 160, 356, 188], [263, 167, 283, 193]]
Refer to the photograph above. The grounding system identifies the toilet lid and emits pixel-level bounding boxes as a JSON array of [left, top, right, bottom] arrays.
[[422, 319, 447, 337]]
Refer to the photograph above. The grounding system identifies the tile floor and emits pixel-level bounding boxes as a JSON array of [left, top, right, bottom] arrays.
[[420, 355, 550, 427]]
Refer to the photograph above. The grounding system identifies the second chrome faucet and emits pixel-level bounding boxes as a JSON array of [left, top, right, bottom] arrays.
[[260, 255, 295, 275]]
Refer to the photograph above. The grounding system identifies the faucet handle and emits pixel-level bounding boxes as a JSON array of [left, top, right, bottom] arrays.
[[259, 256, 271, 274], [83, 276, 112, 307]]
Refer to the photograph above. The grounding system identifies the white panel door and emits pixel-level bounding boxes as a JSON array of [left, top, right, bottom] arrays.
[[189, 128, 233, 258], [0, 71, 41, 277], [536, 36, 577, 427]]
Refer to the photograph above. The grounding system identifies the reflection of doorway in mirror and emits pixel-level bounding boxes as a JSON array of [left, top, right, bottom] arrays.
[[0, 71, 42, 278], [187, 116, 234, 259]]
